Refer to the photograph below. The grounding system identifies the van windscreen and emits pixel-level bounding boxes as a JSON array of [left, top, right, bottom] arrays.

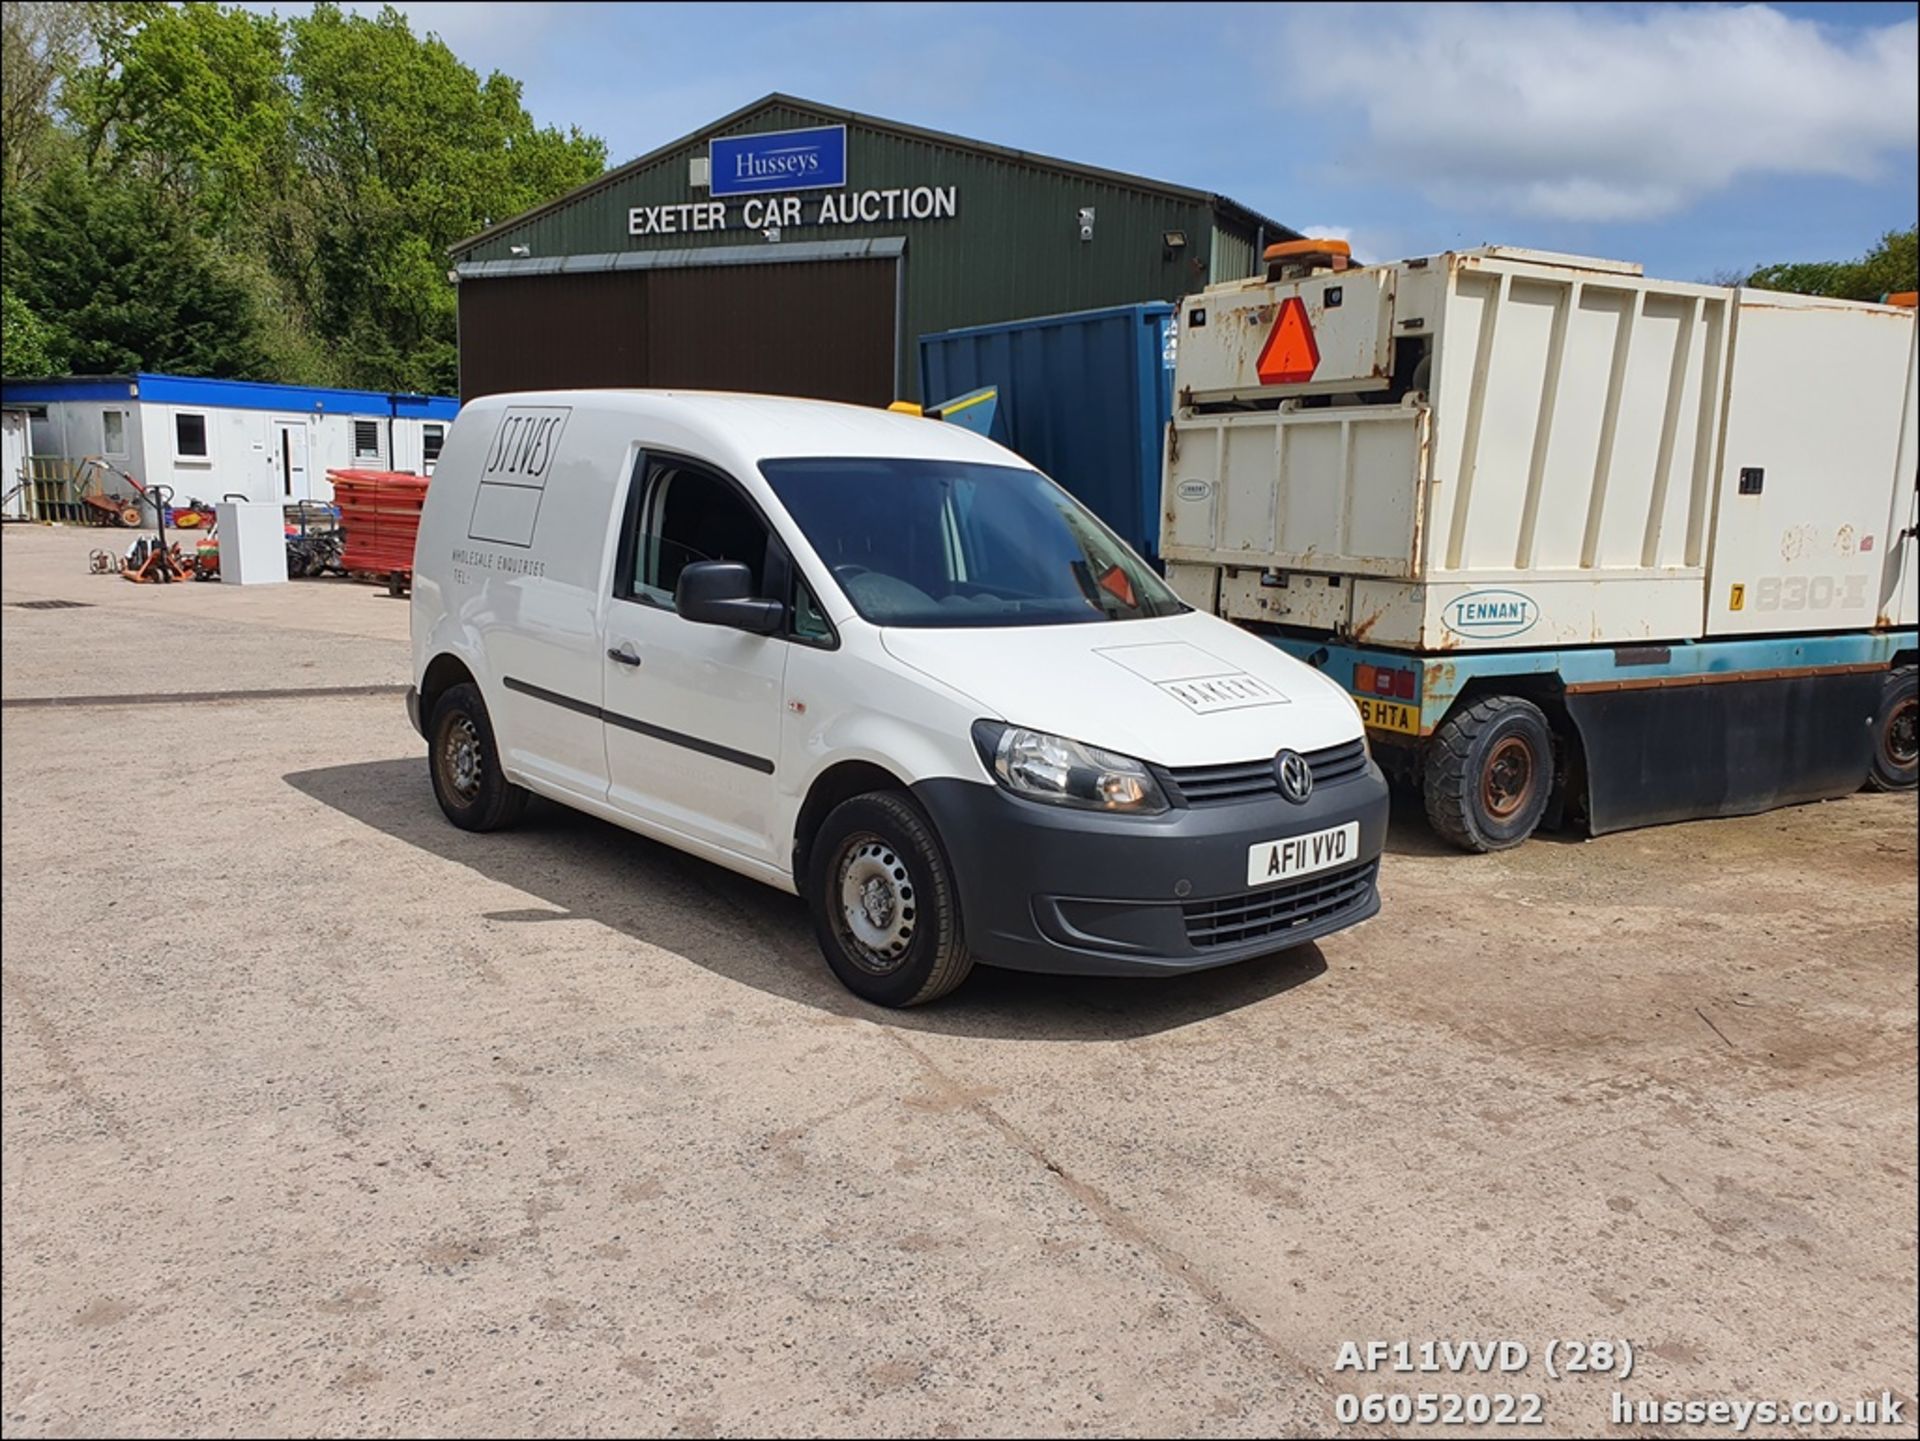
[[760, 457, 1184, 629]]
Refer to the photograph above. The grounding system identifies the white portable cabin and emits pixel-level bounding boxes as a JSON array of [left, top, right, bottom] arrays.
[[1, 407, 30, 519], [0, 372, 460, 515], [1160, 247, 1919, 650]]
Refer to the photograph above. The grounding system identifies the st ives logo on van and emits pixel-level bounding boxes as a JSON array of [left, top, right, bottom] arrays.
[[482, 407, 569, 483], [1441, 589, 1537, 639]]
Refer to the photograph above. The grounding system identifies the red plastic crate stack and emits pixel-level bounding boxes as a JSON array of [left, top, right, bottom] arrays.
[[328, 469, 430, 580]]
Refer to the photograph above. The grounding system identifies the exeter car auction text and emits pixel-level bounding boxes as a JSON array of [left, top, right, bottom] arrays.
[[629, 187, 958, 236]]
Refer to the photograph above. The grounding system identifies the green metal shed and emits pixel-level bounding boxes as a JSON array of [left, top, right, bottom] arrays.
[[448, 94, 1296, 404]]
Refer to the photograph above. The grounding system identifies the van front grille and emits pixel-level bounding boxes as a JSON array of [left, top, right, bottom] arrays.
[[1181, 859, 1377, 950], [1160, 738, 1369, 806]]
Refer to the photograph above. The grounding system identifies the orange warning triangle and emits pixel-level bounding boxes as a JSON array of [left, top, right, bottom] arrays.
[[1096, 563, 1135, 607], [1256, 296, 1321, 385]]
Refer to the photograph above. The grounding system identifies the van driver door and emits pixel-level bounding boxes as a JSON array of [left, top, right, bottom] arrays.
[[600, 455, 789, 866]]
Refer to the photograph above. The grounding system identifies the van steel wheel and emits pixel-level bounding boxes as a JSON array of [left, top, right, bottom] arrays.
[[443, 714, 484, 801], [808, 792, 972, 1007], [835, 836, 919, 973], [1424, 695, 1556, 852], [1866, 666, 1918, 792], [428, 682, 529, 832]]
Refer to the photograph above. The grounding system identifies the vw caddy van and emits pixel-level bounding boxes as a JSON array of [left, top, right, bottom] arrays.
[[409, 391, 1387, 1006]]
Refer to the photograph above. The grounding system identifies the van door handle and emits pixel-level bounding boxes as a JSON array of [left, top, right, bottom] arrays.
[[607, 643, 642, 667]]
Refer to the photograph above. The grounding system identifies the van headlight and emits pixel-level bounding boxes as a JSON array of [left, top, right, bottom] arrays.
[[971, 721, 1169, 815]]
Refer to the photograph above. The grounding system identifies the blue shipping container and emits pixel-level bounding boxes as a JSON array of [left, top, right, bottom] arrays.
[[919, 302, 1176, 562]]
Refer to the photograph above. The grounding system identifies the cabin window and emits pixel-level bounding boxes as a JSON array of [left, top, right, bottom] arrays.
[[102, 410, 127, 456], [353, 419, 382, 461], [174, 412, 209, 460]]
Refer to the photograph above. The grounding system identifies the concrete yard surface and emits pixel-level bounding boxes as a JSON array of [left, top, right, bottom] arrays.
[[2, 522, 1916, 1437]]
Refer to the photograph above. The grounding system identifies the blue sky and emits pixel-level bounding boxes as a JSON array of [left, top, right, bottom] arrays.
[[274, 1, 1917, 281]]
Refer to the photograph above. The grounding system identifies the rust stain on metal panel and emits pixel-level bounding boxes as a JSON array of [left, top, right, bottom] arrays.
[[1350, 606, 1385, 643], [1565, 662, 1883, 694]]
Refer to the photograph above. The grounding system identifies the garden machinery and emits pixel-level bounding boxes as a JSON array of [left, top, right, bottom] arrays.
[[122, 485, 192, 583]]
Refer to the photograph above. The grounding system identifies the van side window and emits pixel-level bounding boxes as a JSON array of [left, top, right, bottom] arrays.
[[630, 462, 770, 608]]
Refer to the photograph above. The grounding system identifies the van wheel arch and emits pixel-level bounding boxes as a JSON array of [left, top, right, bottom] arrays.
[[794, 760, 913, 878], [420, 654, 477, 726]]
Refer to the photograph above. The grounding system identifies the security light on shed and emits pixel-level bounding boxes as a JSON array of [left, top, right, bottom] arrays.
[[1078, 206, 1095, 243], [1163, 230, 1187, 259], [509, 244, 530, 258]]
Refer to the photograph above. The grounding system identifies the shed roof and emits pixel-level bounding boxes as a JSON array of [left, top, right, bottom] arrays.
[[450, 93, 1297, 258]]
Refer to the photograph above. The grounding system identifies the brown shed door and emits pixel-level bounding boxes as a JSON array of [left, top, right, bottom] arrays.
[[459, 258, 895, 406], [644, 259, 895, 405], [459, 271, 650, 400]]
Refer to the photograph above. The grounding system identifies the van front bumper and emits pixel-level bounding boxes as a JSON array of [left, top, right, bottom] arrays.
[[909, 766, 1388, 977]]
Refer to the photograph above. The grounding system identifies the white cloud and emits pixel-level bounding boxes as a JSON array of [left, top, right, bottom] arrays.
[[1279, 3, 1919, 222]]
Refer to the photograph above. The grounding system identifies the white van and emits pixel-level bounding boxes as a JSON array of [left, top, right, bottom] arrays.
[[409, 391, 1387, 1006]]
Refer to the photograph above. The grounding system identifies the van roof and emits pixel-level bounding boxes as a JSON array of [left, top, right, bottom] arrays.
[[461, 388, 1019, 469]]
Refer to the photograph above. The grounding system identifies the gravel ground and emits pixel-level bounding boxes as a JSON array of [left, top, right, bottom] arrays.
[[3, 522, 1915, 1437]]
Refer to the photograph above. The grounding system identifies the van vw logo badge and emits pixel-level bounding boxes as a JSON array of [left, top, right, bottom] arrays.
[[1275, 749, 1312, 803]]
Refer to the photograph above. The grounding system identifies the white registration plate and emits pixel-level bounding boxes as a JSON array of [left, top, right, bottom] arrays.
[[1246, 821, 1360, 888]]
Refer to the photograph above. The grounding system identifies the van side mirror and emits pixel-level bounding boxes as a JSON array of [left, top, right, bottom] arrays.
[[675, 560, 783, 634]]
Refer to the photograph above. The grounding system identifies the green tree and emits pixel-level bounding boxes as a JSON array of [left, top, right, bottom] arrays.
[[2, 286, 66, 374], [9, 162, 271, 377], [1746, 225, 1918, 302], [67, 1, 291, 237], [1, 0, 92, 189], [280, 4, 604, 391], [1, 0, 605, 389]]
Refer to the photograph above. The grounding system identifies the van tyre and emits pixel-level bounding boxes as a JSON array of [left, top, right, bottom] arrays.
[[1424, 695, 1555, 852], [1866, 665, 1917, 792], [428, 682, 529, 832], [808, 791, 973, 1007]]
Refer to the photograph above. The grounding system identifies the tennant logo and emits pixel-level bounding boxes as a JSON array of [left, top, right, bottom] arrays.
[[1441, 589, 1539, 640], [709, 125, 848, 197]]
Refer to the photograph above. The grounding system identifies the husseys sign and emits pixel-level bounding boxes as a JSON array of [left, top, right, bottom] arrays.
[[627, 124, 959, 237], [710, 125, 847, 196]]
